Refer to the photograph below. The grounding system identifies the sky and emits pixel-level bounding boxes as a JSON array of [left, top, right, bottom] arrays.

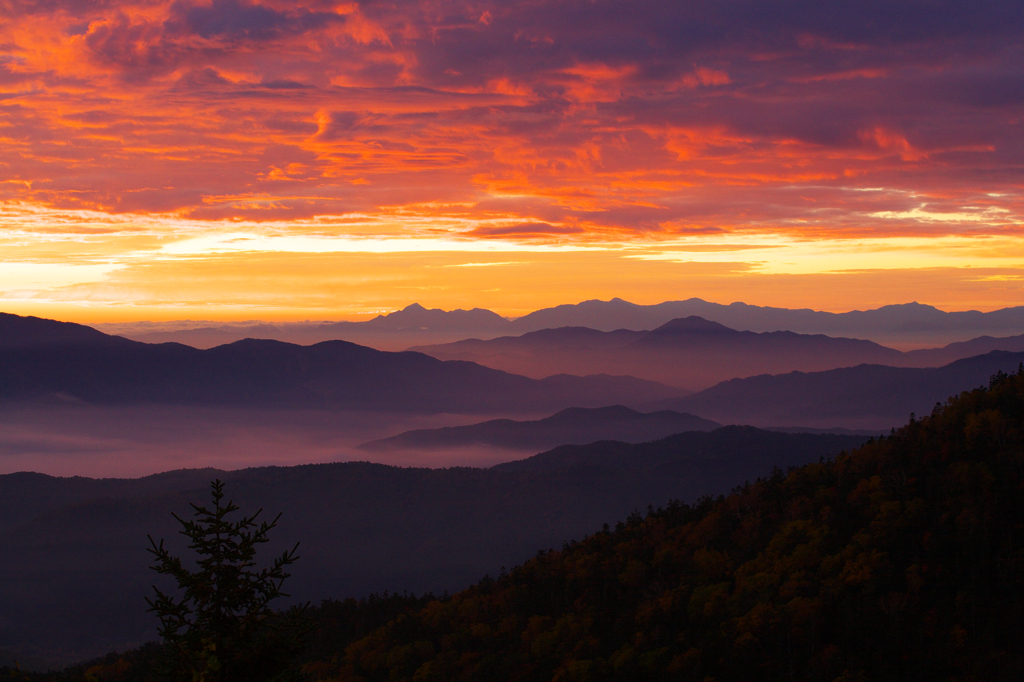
[[1, 0, 1022, 321]]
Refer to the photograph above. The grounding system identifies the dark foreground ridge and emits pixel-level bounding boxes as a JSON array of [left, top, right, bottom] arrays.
[[0, 428, 865, 668], [298, 369, 1024, 681], [15, 369, 1024, 680]]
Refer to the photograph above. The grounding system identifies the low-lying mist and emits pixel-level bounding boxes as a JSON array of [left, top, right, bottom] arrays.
[[0, 406, 536, 477]]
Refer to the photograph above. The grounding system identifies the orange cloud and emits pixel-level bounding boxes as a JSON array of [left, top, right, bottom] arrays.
[[0, 1, 1022, 319]]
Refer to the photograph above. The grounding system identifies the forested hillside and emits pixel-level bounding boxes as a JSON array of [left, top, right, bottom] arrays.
[[9, 370, 1023, 681], [302, 368, 1024, 681]]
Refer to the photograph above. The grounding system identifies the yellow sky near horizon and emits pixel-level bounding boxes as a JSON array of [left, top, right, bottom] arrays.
[[2, 2, 1023, 322], [2, 205, 1023, 323]]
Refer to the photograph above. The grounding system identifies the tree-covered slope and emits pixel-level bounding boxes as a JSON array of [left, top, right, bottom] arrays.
[[305, 369, 1024, 681]]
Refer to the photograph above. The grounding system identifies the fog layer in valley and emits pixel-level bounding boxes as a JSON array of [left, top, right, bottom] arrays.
[[0, 406, 530, 477]]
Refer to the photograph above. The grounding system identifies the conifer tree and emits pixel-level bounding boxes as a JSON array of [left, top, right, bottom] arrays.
[[147, 479, 308, 682]]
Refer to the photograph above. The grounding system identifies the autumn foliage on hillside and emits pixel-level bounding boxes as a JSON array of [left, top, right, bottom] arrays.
[[305, 370, 1024, 681]]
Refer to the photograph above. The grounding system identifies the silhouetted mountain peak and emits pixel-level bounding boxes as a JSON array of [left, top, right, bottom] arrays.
[[579, 297, 632, 307], [874, 301, 942, 314], [366, 303, 510, 331], [649, 316, 736, 335]]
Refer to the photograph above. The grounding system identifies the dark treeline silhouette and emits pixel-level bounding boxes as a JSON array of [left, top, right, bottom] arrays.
[[2, 593, 434, 682]]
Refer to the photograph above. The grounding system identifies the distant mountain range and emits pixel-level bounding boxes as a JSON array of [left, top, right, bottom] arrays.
[[0, 427, 866, 666], [359, 405, 721, 452], [509, 298, 1024, 347], [0, 313, 682, 413], [7, 312, 1024, 430], [411, 316, 1022, 390], [99, 299, 1024, 350], [653, 350, 1024, 429], [110, 303, 511, 351]]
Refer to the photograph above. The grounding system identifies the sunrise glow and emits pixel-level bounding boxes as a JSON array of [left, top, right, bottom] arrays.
[[1, 1, 1022, 320]]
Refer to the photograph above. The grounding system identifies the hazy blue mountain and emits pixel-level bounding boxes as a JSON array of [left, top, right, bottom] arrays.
[[359, 405, 720, 452], [653, 350, 1024, 429], [412, 317, 906, 390], [901, 333, 1024, 365], [0, 313, 682, 413], [0, 428, 866, 666]]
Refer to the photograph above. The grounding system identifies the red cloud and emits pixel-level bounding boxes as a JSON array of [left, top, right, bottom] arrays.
[[0, 0, 1020, 237]]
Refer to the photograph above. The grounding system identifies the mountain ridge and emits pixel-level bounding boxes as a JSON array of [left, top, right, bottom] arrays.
[[94, 299, 1024, 350], [655, 350, 1024, 429], [411, 316, 908, 390], [358, 406, 721, 452], [0, 313, 682, 414]]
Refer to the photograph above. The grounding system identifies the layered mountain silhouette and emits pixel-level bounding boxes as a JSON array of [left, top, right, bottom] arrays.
[[411, 317, 908, 390], [120, 303, 512, 350], [103, 299, 1024, 350], [8, 312, 1023, 429], [508, 298, 1024, 347], [653, 350, 1024, 429], [0, 427, 866, 665], [121, 323, 288, 349], [412, 317, 1024, 390], [0, 313, 681, 413], [358, 405, 721, 452]]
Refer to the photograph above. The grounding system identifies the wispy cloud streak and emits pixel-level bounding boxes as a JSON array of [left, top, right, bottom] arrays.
[[0, 1, 1022, 318]]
